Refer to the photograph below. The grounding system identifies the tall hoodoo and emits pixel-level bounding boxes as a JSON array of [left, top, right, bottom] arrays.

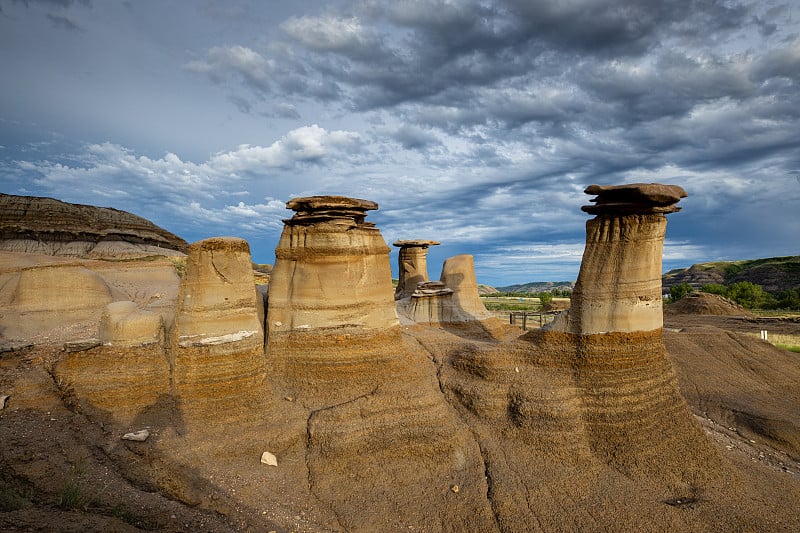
[[566, 183, 687, 334], [393, 239, 440, 299], [267, 196, 398, 333], [172, 237, 266, 415]]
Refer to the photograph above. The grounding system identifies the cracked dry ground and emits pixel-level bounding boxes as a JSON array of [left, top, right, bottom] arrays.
[[2, 316, 800, 532]]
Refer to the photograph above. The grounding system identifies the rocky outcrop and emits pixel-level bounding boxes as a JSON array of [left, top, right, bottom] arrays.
[[397, 253, 492, 324], [12, 264, 113, 313], [0, 193, 188, 258], [264, 197, 497, 529], [554, 183, 686, 334], [267, 196, 398, 334], [99, 301, 165, 347], [438, 183, 730, 528], [439, 254, 492, 320], [171, 237, 267, 417], [393, 239, 439, 299]]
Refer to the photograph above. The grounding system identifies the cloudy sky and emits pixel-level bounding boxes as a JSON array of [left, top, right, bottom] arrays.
[[1, 0, 799, 285]]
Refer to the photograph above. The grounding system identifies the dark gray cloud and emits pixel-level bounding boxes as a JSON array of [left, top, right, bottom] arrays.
[[3, 0, 799, 284]]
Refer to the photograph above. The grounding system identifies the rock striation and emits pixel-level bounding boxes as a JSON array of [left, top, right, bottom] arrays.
[[0, 193, 188, 258], [99, 301, 165, 347], [554, 183, 687, 334], [172, 237, 267, 417], [267, 196, 398, 333], [12, 264, 113, 313], [393, 239, 439, 299], [439, 254, 492, 320]]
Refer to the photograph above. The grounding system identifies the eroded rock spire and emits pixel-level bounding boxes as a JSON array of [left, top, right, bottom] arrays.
[[564, 183, 687, 334], [267, 195, 398, 333]]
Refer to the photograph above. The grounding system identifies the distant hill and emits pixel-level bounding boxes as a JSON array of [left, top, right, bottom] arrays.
[[495, 281, 575, 294], [0, 193, 188, 258], [662, 256, 800, 293]]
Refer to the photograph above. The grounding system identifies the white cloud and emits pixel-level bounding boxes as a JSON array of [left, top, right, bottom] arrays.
[[281, 15, 375, 52]]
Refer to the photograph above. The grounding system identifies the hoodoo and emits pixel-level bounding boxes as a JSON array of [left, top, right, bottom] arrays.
[[558, 183, 687, 334], [393, 239, 440, 299], [439, 254, 492, 321], [267, 196, 399, 333], [171, 237, 267, 416]]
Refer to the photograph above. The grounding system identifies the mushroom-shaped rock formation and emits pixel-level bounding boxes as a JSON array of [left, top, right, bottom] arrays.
[[172, 237, 267, 417], [267, 196, 398, 333], [393, 239, 440, 299], [555, 183, 687, 335], [438, 183, 730, 526], [264, 197, 497, 529]]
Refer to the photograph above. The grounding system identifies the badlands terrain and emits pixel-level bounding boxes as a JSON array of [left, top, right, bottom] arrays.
[[0, 189, 799, 532]]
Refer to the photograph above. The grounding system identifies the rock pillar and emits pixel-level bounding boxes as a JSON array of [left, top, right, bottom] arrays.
[[440, 254, 491, 320], [393, 240, 440, 299], [172, 237, 266, 415], [566, 183, 686, 334], [267, 196, 398, 334]]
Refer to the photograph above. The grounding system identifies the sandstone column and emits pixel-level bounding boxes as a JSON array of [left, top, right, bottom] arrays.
[[393, 239, 440, 299], [172, 237, 266, 415], [566, 183, 687, 334], [440, 254, 492, 320], [267, 196, 399, 334]]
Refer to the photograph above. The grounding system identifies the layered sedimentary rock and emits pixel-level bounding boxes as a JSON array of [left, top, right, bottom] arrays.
[[99, 301, 164, 347], [172, 237, 266, 415], [393, 239, 439, 299], [0, 193, 188, 258], [397, 253, 492, 324], [267, 196, 398, 333], [11, 264, 113, 312], [435, 183, 730, 528], [557, 183, 687, 334], [439, 254, 492, 320], [265, 197, 497, 529], [54, 343, 171, 424]]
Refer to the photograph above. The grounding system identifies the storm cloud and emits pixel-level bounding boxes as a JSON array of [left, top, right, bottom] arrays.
[[1, 0, 798, 284]]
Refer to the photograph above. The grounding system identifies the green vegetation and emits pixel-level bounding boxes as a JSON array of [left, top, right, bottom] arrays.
[[695, 281, 799, 310], [170, 256, 186, 278], [538, 291, 553, 306], [0, 486, 33, 512], [58, 462, 90, 511], [669, 282, 693, 302]]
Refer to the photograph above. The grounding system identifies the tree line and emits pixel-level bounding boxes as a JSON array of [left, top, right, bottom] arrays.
[[668, 281, 800, 310]]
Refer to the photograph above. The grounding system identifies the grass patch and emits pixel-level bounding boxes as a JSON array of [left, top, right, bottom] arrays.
[[170, 257, 187, 278], [745, 332, 800, 353], [481, 296, 542, 312], [0, 486, 33, 511], [57, 461, 90, 511]]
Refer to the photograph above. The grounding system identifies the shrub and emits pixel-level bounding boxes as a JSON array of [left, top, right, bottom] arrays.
[[669, 283, 693, 302], [726, 281, 767, 309], [538, 292, 553, 306]]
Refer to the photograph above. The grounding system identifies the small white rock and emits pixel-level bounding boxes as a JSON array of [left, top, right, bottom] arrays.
[[273, 321, 283, 327], [122, 429, 151, 442], [295, 324, 310, 330], [514, 367, 520, 373], [260, 451, 278, 467]]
